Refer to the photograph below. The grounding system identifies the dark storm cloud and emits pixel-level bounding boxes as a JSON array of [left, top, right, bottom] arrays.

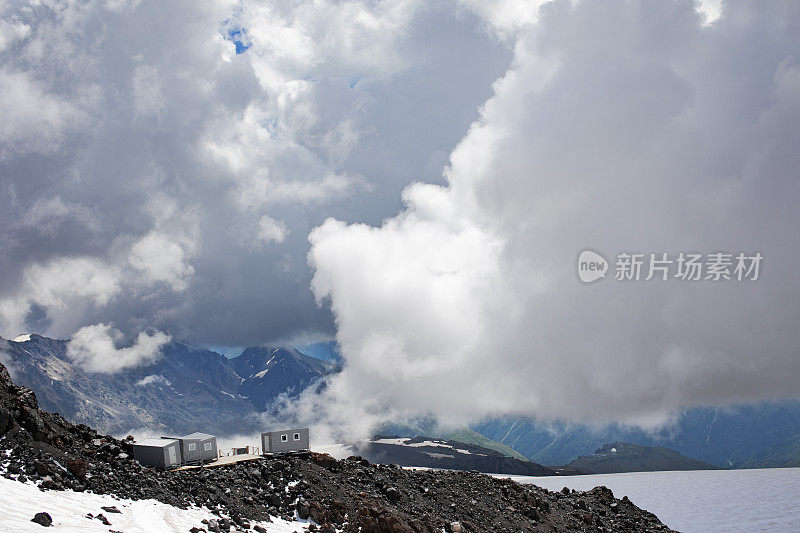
[[0, 0, 511, 350]]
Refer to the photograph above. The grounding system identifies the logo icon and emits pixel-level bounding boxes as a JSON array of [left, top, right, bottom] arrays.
[[578, 249, 608, 283]]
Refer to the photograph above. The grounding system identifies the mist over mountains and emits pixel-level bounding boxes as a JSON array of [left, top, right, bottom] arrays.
[[3, 333, 800, 472], [475, 406, 800, 469]]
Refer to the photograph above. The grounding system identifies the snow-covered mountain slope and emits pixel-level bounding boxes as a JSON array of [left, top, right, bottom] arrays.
[[0, 476, 307, 533], [0, 334, 255, 435], [0, 335, 337, 435], [231, 347, 339, 411]]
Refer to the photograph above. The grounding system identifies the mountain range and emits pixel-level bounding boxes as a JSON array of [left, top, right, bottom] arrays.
[[741, 433, 800, 469], [3, 333, 800, 472], [0, 334, 339, 436], [474, 404, 800, 468]]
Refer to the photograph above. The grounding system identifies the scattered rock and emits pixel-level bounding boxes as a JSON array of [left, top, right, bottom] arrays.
[[31, 512, 52, 527], [384, 486, 401, 502], [296, 500, 310, 520], [67, 459, 87, 478]]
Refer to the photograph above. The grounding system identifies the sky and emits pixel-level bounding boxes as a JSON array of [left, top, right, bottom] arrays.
[[1, 0, 800, 432]]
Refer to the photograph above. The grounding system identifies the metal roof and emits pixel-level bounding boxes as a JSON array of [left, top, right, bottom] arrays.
[[135, 438, 178, 447], [182, 432, 215, 440]]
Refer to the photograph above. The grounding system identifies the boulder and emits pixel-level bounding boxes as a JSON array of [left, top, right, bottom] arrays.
[[31, 512, 53, 527]]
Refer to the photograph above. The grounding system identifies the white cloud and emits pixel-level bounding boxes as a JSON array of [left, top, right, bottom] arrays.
[[129, 232, 195, 292], [257, 215, 288, 244], [0, 68, 81, 155], [695, 0, 723, 25], [307, 0, 800, 435], [136, 374, 171, 386], [0, 20, 30, 52], [456, 0, 550, 40], [67, 323, 170, 373], [23, 196, 98, 235], [0, 256, 121, 337]]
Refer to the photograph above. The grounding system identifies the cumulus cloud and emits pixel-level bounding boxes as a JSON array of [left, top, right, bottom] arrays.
[[67, 323, 170, 373], [129, 232, 195, 291], [306, 0, 800, 435], [0, 257, 121, 336], [6, 0, 788, 433]]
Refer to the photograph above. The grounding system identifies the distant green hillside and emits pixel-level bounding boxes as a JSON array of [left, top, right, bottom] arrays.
[[436, 427, 531, 462], [568, 442, 719, 474], [742, 434, 800, 468], [376, 420, 530, 462]]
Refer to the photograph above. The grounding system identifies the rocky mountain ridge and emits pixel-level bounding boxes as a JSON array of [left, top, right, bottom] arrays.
[[0, 334, 338, 435]]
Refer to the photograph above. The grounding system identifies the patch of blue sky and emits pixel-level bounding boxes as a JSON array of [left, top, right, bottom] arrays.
[[261, 118, 279, 136], [224, 24, 251, 54]]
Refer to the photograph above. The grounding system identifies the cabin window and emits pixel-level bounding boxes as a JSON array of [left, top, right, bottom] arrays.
[[293, 433, 300, 441], [188, 443, 197, 451], [204, 442, 212, 451], [281, 434, 288, 442]]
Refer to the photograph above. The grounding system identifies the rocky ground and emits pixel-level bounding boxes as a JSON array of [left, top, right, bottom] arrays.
[[0, 362, 675, 532]]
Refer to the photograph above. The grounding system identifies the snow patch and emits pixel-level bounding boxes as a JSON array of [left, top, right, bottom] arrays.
[[0, 476, 310, 532], [11, 334, 31, 343], [372, 438, 409, 445]]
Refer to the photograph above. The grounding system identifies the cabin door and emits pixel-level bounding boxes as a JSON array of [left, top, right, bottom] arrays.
[[168, 446, 177, 465]]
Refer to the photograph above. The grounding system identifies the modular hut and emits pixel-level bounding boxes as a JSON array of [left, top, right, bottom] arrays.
[[181, 432, 218, 462], [262, 428, 309, 454], [160, 433, 216, 464], [132, 438, 182, 468]]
